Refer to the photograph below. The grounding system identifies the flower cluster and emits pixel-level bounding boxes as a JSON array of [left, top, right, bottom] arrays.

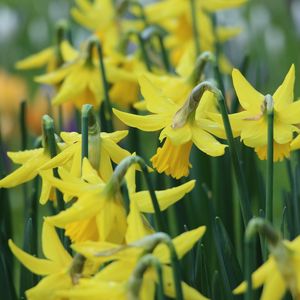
[[2, 1, 300, 300]]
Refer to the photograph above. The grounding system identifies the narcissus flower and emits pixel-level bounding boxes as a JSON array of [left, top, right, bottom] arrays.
[[144, 0, 245, 71], [45, 157, 195, 243], [40, 130, 130, 182], [234, 233, 300, 299], [0, 146, 66, 204], [35, 38, 136, 109], [211, 65, 299, 161], [72, 223, 207, 300], [9, 222, 73, 300], [114, 75, 226, 179]]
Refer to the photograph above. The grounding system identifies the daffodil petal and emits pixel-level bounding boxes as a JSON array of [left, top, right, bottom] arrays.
[[273, 64, 295, 110], [134, 180, 195, 213], [232, 68, 264, 111], [42, 222, 72, 266], [8, 240, 61, 275], [113, 109, 170, 131], [261, 270, 286, 300], [160, 124, 193, 145], [154, 226, 206, 263], [233, 258, 275, 294], [192, 127, 226, 156], [7, 148, 44, 164], [15, 47, 54, 70]]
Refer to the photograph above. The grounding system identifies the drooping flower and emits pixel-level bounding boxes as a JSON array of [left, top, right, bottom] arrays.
[[114, 75, 226, 179], [44, 156, 195, 243], [234, 233, 300, 299], [211, 64, 299, 161]]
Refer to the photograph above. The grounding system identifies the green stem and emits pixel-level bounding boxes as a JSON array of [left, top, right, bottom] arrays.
[[128, 254, 165, 300], [20, 100, 27, 151], [244, 237, 254, 300], [265, 94, 274, 224], [216, 90, 252, 226], [133, 233, 184, 300], [89, 39, 114, 132], [141, 26, 172, 73], [109, 156, 167, 232], [42, 115, 64, 213], [189, 0, 200, 56]]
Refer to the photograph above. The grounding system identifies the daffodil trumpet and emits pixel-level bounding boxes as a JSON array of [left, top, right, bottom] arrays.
[[87, 37, 114, 132], [108, 155, 167, 232], [127, 254, 165, 300], [42, 115, 64, 212]]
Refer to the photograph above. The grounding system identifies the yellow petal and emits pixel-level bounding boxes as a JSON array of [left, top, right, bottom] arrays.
[[35, 64, 71, 84], [113, 109, 170, 131], [42, 222, 72, 266], [160, 266, 209, 300], [101, 138, 131, 165], [26, 272, 72, 300], [15, 47, 54, 70], [154, 226, 206, 263], [273, 64, 295, 110], [126, 196, 154, 244], [82, 158, 103, 185], [99, 147, 114, 182], [232, 68, 264, 111], [60, 40, 78, 62], [8, 240, 61, 275], [39, 171, 53, 205], [261, 270, 286, 300], [7, 148, 44, 164], [279, 99, 300, 124], [273, 122, 295, 144], [160, 124, 193, 145], [233, 258, 275, 294], [192, 127, 226, 156], [138, 74, 177, 114], [134, 180, 195, 213], [45, 191, 104, 228], [101, 130, 128, 143]]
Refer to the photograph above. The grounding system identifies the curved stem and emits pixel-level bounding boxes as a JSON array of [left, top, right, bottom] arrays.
[[109, 156, 167, 232], [128, 254, 165, 300]]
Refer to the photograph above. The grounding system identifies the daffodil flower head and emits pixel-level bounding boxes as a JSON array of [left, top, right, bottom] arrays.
[[234, 218, 300, 299], [15, 20, 70, 74], [114, 78, 226, 179], [217, 65, 299, 161], [44, 158, 127, 244]]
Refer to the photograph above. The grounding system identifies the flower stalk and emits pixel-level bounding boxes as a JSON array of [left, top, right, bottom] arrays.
[[265, 94, 274, 223], [42, 115, 64, 212], [108, 155, 167, 232], [88, 38, 114, 132], [127, 254, 165, 300], [189, 0, 200, 56]]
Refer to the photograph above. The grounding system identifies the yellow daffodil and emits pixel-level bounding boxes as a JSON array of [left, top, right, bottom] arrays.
[[9, 222, 73, 300], [35, 38, 136, 109], [72, 225, 207, 300], [44, 156, 195, 243], [40, 130, 130, 182], [211, 65, 299, 161], [0, 146, 66, 204], [234, 236, 300, 299], [114, 75, 226, 179], [144, 0, 245, 71]]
